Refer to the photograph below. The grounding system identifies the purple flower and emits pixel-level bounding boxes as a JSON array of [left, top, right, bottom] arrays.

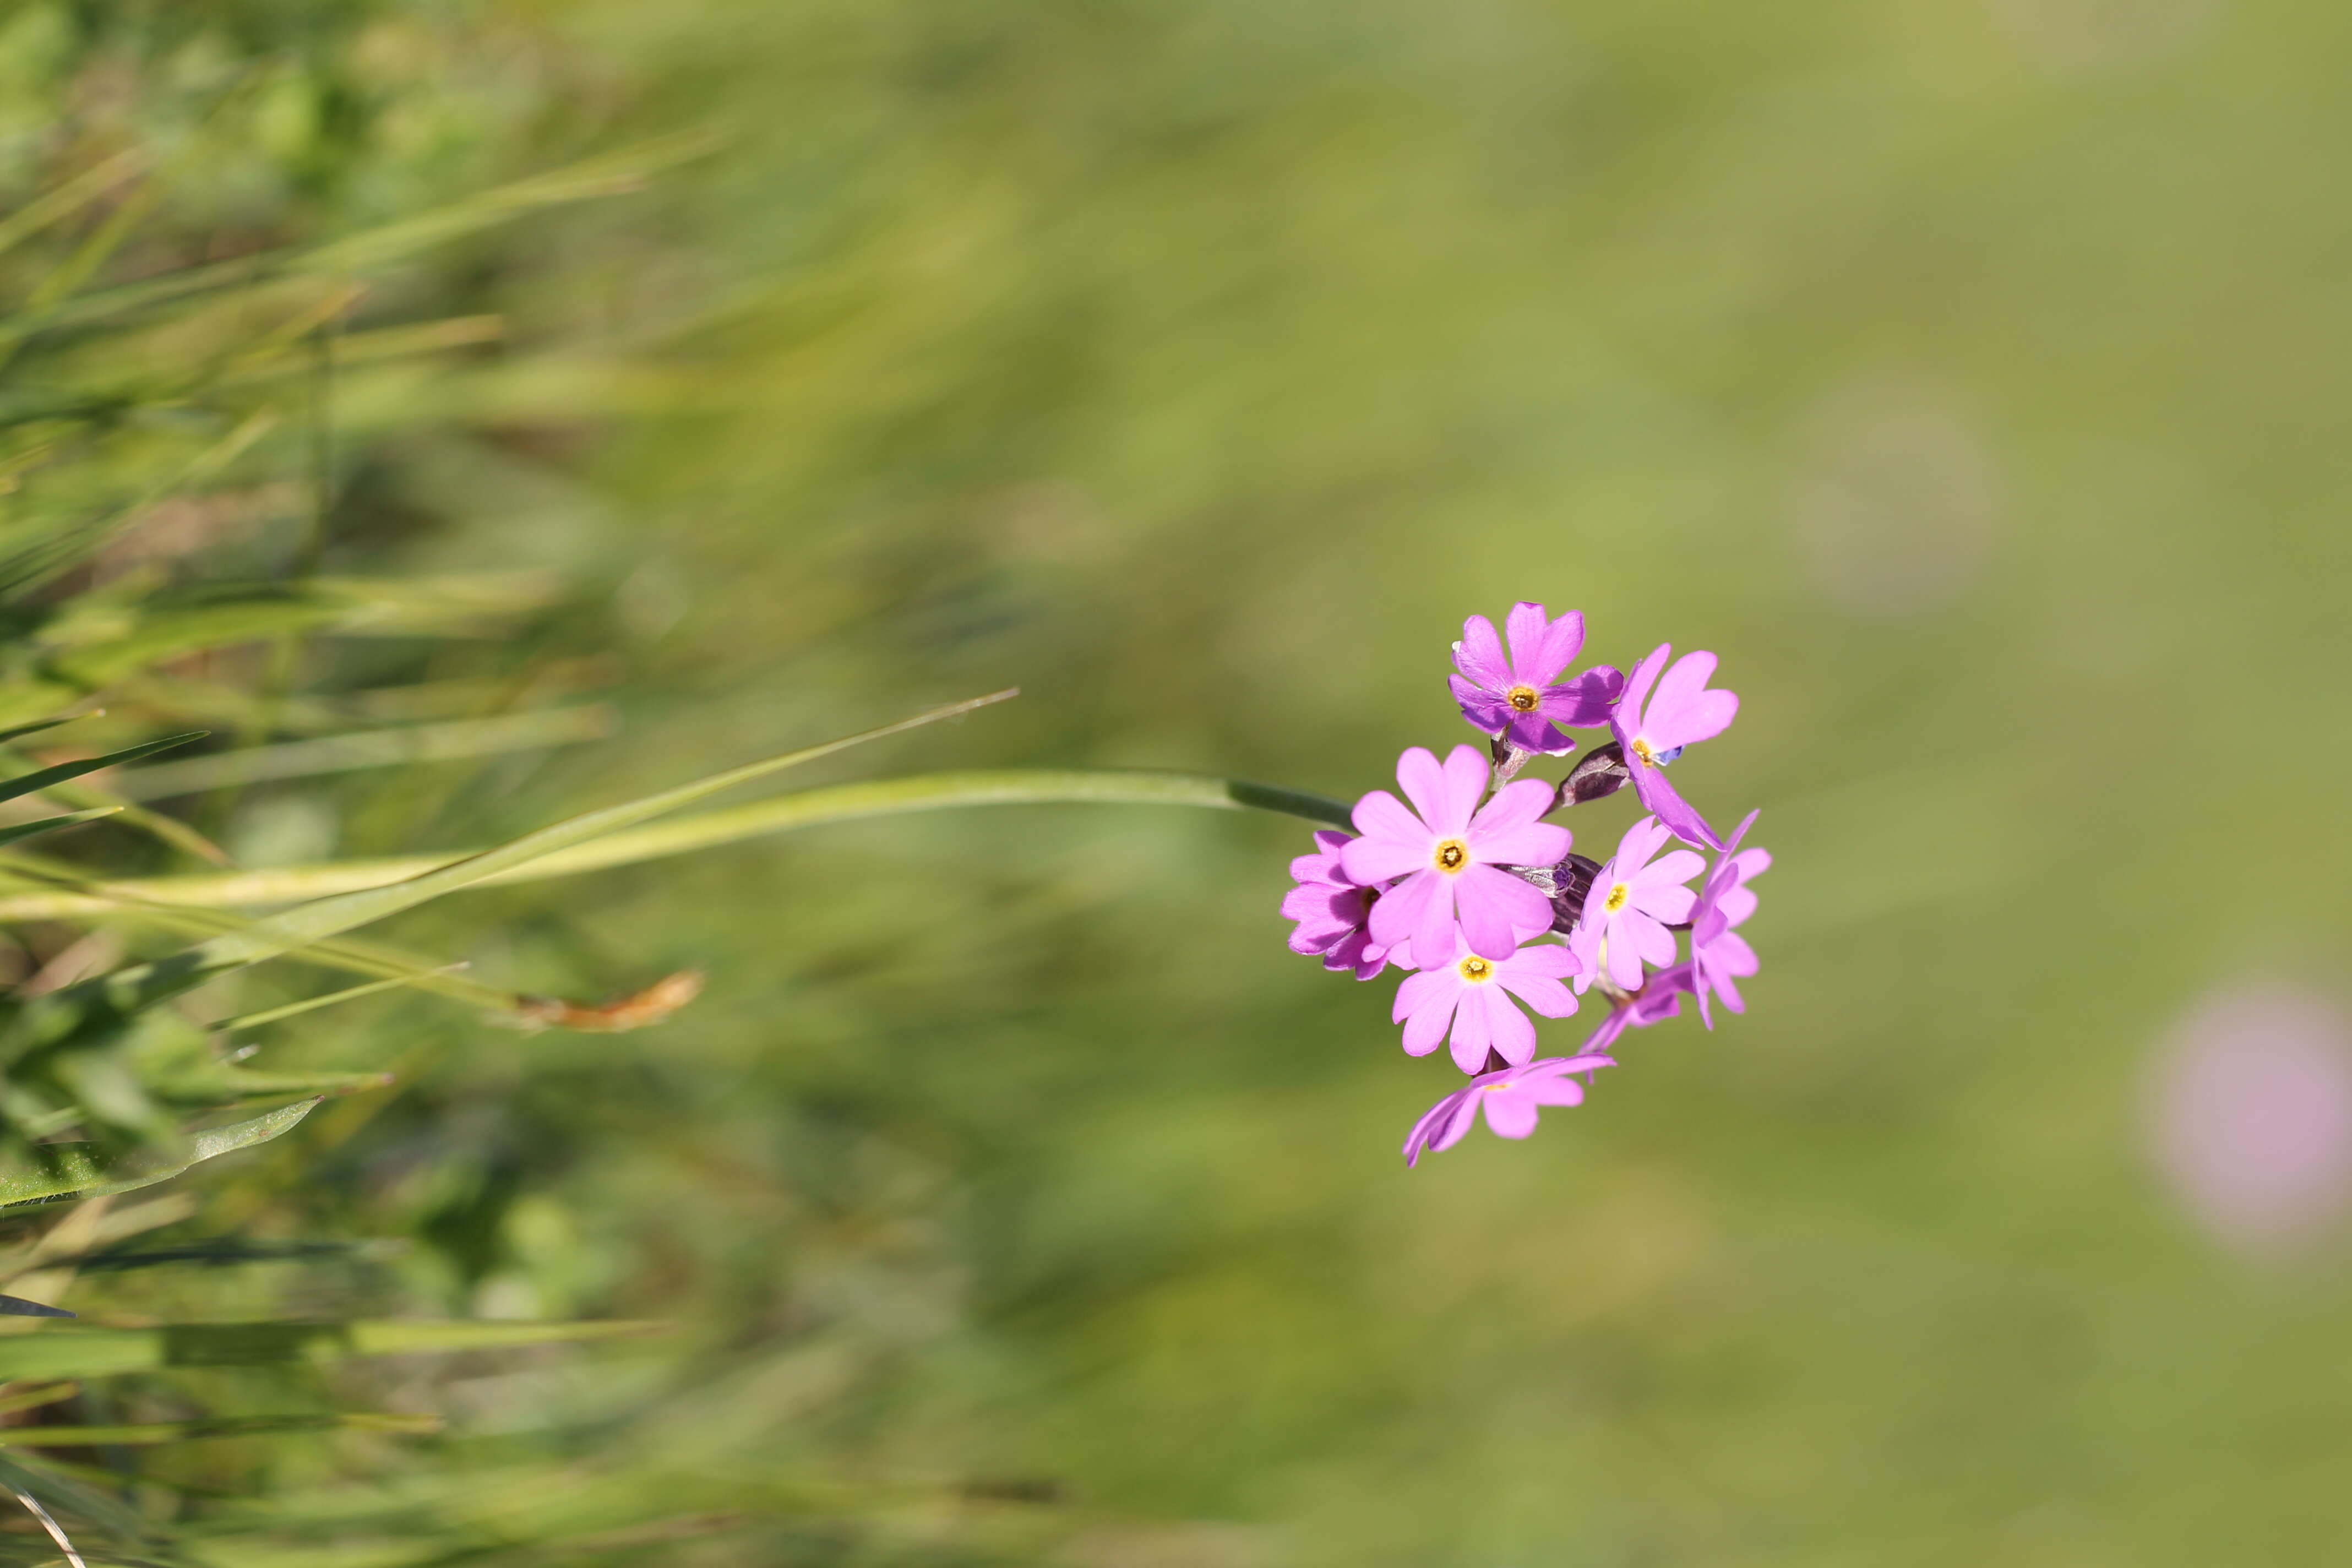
[[1340, 744, 1569, 961], [1280, 830, 1401, 981], [1689, 809, 1769, 1026], [1610, 644, 1739, 849], [1391, 930, 1582, 1073], [1581, 963, 1695, 1054], [1402, 1054, 1617, 1166], [1566, 815, 1705, 993], [1449, 603, 1624, 755]]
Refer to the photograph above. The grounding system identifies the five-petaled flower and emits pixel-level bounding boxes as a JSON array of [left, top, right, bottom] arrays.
[[1280, 830, 1400, 980], [1391, 929, 1582, 1074], [1402, 1055, 1617, 1166], [1449, 602, 1623, 755], [1609, 644, 1739, 850], [1566, 815, 1705, 993], [1689, 809, 1769, 1026], [1340, 744, 1569, 962]]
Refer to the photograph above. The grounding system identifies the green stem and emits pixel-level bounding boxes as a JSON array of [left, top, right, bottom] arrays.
[[0, 768, 1354, 920]]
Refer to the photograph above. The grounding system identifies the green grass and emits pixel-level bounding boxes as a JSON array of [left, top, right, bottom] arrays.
[[1, 1, 2349, 1564]]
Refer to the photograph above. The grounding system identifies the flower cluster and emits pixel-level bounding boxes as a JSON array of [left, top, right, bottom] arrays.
[[1280, 603, 1768, 1165]]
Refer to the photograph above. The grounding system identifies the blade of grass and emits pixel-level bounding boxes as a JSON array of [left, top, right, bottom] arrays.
[[0, 1099, 320, 1209], [0, 808, 119, 847], [67, 692, 1018, 1018], [0, 733, 205, 809], [0, 1316, 661, 1380], [1, 1412, 440, 1446], [106, 706, 618, 801], [0, 766, 1356, 920]]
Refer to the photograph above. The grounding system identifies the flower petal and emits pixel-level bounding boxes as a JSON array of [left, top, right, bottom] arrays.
[[1341, 831, 1426, 886], [1527, 606, 1587, 685], [1455, 864, 1550, 957], [1498, 971, 1577, 1019], [1348, 789, 1427, 852], [1433, 744, 1490, 835], [1394, 747, 1453, 828], [1449, 676, 1513, 737], [1615, 644, 1672, 732], [1480, 1087, 1542, 1139], [1627, 764, 1721, 850], [1447, 984, 1495, 1073], [1452, 615, 1511, 691], [1368, 868, 1438, 947], [1484, 988, 1539, 1064], [1646, 651, 1738, 749], [1470, 775, 1560, 835], [1415, 884, 1464, 969], [1397, 974, 1460, 1057], [1538, 666, 1623, 728]]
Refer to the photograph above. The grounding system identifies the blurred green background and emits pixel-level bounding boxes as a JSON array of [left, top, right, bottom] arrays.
[[5, 0, 2351, 1563]]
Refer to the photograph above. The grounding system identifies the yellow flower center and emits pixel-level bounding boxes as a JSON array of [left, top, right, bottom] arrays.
[[1629, 738, 1658, 766], [1457, 956, 1494, 983], [1602, 882, 1630, 913], [1433, 839, 1468, 872], [1506, 684, 1540, 712]]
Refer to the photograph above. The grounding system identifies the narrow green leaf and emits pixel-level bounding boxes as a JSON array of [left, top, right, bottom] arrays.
[[108, 706, 617, 801], [0, 732, 205, 809], [79, 692, 1015, 1017], [0, 1317, 661, 1381], [0, 1098, 318, 1209], [0, 765, 1356, 922], [0, 1411, 439, 1446], [0, 715, 95, 747], [0, 808, 119, 847]]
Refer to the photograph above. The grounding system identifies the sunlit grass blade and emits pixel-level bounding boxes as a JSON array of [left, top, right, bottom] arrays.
[[221, 970, 470, 1032], [0, 1099, 319, 1210], [0, 852, 517, 1010], [0, 766, 1356, 921], [0, 1453, 155, 1558], [76, 692, 1016, 1015]]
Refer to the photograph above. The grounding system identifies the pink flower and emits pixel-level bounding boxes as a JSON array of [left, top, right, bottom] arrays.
[[1402, 1054, 1617, 1166], [1280, 830, 1400, 980], [1610, 644, 1739, 849], [1340, 744, 1569, 961], [1391, 930, 1582, 1073], [1566, 815, 1705, 993], [1690, 810, 1768, 1026], [1449, 602, 1623, 755], [1581, 962, 1695, 1054]]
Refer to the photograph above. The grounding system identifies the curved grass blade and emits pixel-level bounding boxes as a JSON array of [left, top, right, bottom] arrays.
[[72, 692, 1017, 1019], [0, 1098, 319, 1210], [0, 766, 1357, 920], [106, 706, 617, 801], [3, 1476, 90, 1568]]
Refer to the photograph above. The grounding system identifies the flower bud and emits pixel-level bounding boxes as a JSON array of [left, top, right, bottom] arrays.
[[1506, 851, 1603, 933], [1553, 741, 1629, 810]]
